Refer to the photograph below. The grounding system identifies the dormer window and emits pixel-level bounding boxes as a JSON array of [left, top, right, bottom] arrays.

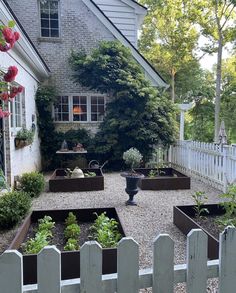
[[40, 0, 60, 38]]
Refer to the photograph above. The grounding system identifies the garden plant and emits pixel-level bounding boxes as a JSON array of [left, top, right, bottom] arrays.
[[19, 171, 45, 198]]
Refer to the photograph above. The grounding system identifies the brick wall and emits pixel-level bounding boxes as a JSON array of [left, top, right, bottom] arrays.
[[7, 0, 115, 133]]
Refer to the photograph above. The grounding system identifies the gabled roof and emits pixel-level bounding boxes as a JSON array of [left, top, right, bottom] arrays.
[[83, 0, 168, 88]]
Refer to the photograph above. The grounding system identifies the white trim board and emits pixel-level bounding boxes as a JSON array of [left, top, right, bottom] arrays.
[[83, 0, 168, 88]]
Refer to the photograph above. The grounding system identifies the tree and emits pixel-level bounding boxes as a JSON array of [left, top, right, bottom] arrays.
[[197, 0, 236, 141], [221, 56, 236, 142], [139, 0, 200, 102], [185, 70, 215, 142], [70, 41, 177, 163]]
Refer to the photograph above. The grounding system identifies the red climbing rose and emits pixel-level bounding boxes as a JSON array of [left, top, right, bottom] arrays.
[[3, 66, 18, 82]]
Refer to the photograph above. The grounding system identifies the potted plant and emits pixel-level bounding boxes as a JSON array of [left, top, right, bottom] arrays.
[[121, 147, 144, 205], [15, 127, 34, 149]]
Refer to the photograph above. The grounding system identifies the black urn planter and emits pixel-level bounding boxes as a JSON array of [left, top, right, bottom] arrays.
[[121, 173, 144, 205]]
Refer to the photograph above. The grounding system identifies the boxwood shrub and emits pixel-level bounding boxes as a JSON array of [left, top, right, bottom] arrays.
[[20, 171, 45, 197], [0, 191, 31, 229]]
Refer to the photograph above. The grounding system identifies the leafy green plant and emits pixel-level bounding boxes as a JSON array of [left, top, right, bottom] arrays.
[[15, 127, 34, 144], [70, 41, 176, 164], [148, 169, 158, 178], [89, 212, 122, 248], [84, 171, 96, 177], [64, 238, 79, 251], [64, 223, 80, 239], [65, 212, 77, 226], [23, 231, 49, 254], [23, 215, 55, 254], [215, 184, 236, 227], [191, 191, 209, 218], [123, 148, 143, 172], [0, 191, 31, 229], [19, 171, 45, 197], [38, 216, 55, 234]]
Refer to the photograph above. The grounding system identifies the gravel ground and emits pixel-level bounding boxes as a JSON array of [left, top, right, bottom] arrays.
[[0, 172, 222, 292]]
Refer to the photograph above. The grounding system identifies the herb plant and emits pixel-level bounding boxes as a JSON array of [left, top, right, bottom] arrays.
[[65, 212, 77, 226], [90, 212, 122, 248], [64, 212, 80, 251], [123, 147, 143, 172], [64, 238, 79, 251], [23, 232, 49, 254], [216, 184, 236, 227], [23, 215, 55, 254], [64, 223, 80, 239], [191, 191, 209, 218], [148, 169, 158, 178]]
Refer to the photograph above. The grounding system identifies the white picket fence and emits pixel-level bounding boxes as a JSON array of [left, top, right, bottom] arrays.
[[170, 140, 236, 191], [2, 227, 236, 292]]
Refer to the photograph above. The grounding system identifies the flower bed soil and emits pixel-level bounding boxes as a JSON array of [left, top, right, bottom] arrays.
[[9, 207, 126, 285], [134, 168, 190, 190], [173, 204, 225, 259], [49, 168, 104, 192]]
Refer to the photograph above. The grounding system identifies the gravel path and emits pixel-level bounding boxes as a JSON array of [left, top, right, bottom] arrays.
[[0, 172, 222, 292]]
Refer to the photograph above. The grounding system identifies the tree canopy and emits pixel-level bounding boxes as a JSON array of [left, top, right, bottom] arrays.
[[70, 41, 177, 162]]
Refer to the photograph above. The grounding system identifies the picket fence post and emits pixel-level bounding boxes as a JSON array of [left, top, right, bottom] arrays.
[[0, 250, 23, 293], [3, 228, 236, 292]]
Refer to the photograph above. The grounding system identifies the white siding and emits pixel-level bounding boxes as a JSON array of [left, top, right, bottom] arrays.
[[93, 0, 138, 47], [0, 49, 42, 185]]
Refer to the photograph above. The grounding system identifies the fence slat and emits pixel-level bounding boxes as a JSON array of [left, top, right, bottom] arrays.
[[153, 234, 174, 293], [0, 250, 23, 293], [80, 241, 102, 293], [186, 229, 207, 293], [117, 237, 139, 293], [38, 246, 61, 293], [219, 226, 236, 293]]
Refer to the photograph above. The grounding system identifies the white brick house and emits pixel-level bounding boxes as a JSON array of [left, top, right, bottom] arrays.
[[0, 0, 50, 184], [6, 0, 167, 135], [1, 0, 166, 183]]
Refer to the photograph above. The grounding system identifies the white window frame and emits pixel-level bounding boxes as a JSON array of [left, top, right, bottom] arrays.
[[10, 90, 24, 132], [39, 0, 60, 38], [53, 94, 106, 123]]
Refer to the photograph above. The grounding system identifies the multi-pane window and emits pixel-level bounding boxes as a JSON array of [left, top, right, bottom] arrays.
[[73, 96, 87, 122], [54, 95, 105, 122], [54, 96, 69, 121], [40, 0, 59, 38], [91, 96, 105, 122], [10, 92, 22, 128]]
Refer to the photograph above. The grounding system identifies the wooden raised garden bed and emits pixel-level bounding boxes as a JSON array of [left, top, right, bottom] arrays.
[[9, 207, 126, 285], [49, 168, 104, 192], [134, 168, 190, 190], [173, 204, 226, 260]]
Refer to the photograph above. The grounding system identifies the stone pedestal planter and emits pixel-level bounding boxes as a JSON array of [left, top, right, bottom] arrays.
[[9, 207, 126, 285], [49, 168, 104, 192]]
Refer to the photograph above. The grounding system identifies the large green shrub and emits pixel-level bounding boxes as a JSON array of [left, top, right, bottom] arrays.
[[0, 191, 31, 229], [20, 172, 45, 197], [70, 41, 177, 163]]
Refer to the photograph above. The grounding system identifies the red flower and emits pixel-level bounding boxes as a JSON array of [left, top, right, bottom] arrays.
[[14, 32, 20, 42], [17, 85, 24, 93], [0, 43, 11, 52], [4, 66, 18, 82], [0, 93, 9, 101], [2, 27, 15, 44], [0, 108, 10, 119]]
